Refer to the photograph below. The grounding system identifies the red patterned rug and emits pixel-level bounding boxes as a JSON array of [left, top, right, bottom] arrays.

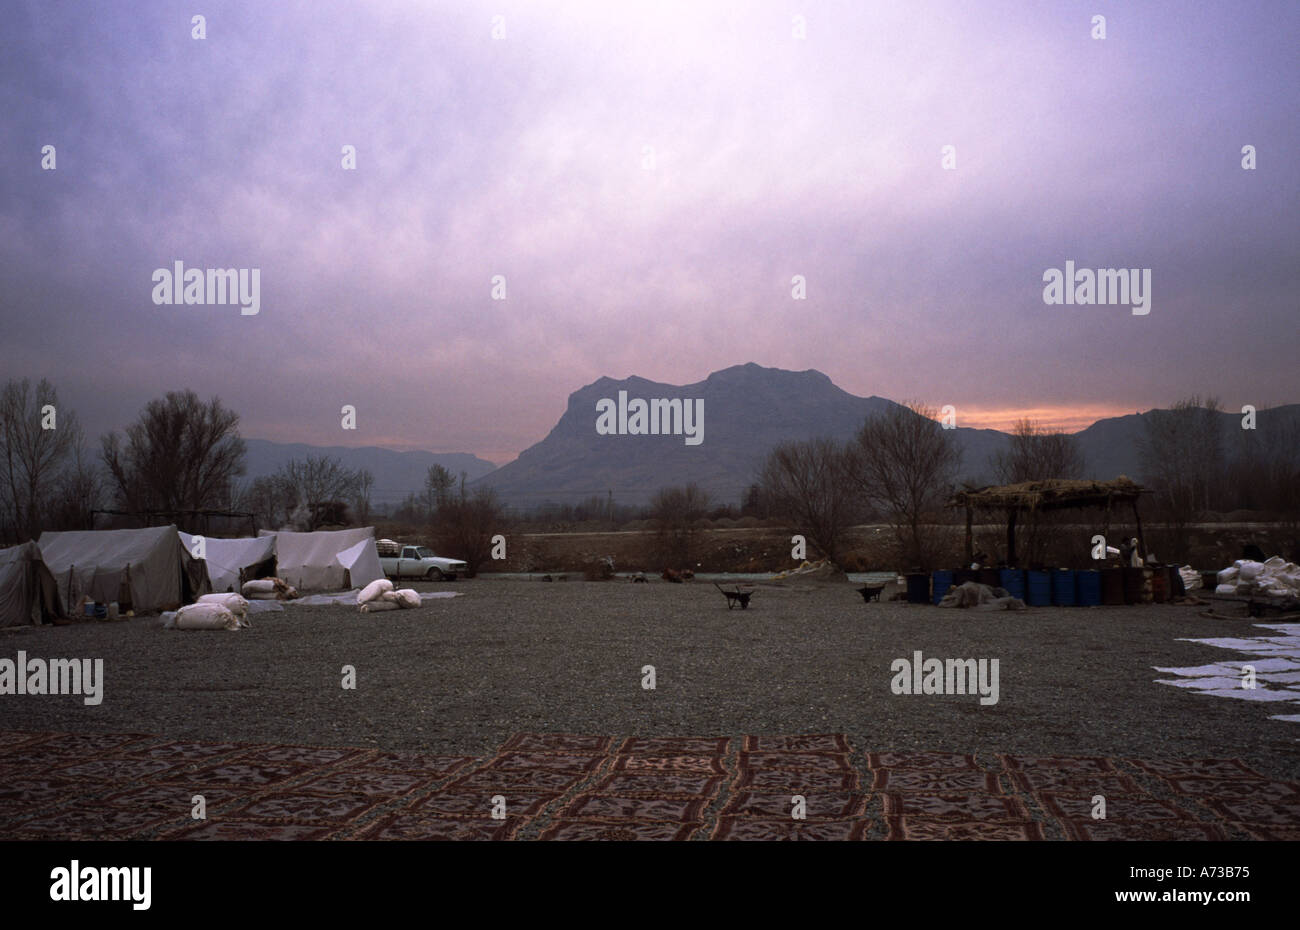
[[1, 729, 1294, 840]]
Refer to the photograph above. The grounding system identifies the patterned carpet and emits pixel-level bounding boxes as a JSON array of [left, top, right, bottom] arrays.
[[1, 729, 1297, 840]]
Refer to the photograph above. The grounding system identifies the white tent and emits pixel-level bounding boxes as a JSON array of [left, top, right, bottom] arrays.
[[38, 525, 209, 613], [179, 532, 277, 594], [257, 527, 383, 592], [0, 542, 62, 626]]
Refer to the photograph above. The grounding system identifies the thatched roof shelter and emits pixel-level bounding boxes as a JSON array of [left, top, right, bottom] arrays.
[[947, 477, 1148, 567]]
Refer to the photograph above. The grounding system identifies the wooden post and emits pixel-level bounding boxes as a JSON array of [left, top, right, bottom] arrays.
[[1007, 508, 1018, 567], [1132, 500, 1146, 562], [964, 506, 973, 565]]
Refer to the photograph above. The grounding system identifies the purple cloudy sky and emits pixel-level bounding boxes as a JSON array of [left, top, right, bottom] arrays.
[[2, 0, 1296, 464]]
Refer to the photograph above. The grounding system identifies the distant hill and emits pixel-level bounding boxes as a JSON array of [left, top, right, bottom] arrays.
[[1072, 406, 1300, 482], [241, 439, 496, 506], [238, 378, 1298, 512], [475, 363, 1010, 507], [474, 364, 1300, 508]]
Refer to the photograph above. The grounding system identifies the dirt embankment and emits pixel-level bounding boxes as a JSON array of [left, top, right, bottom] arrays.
[[480, 523, 1298, 575]]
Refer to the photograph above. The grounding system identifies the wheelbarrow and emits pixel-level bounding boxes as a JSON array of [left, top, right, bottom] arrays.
[[713, 582, 754, 610]]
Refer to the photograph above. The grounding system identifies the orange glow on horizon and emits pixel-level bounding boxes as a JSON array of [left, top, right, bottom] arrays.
[[952, 406, 1138, 434]]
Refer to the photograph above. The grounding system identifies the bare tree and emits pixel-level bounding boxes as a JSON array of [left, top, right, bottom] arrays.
[[352, 469, 374, 525], [845, 402, 962, 570], [992, 418, 1085, 484], [277, 456, 364, 530], [650, 483, 711, 568], [1138, 396, 1226, 559], [0, 378, 82, 541], [431, 480, 507, 576], [423, 464, 455, 520], [989, 419, 1086, 566], [758, 437, 854, 564], [101, 390, 245, 519], [237, 475, 296, 532], [1227, 407, 1300, 534], [47, 431, 103, 531]]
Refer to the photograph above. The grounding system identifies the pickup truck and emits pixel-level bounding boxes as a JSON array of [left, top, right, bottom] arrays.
[[379, 545, 467, 581]]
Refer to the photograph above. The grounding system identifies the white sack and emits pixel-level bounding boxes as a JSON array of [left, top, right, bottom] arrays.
[[1239, 561, 1265, 582], [242, 579, 278, 598], [358, 578, 394, 605], [197, 592, 249, 617], [174, 602, 242, 630], [392, 588, 421, 609], [360, 599, 399, 613]]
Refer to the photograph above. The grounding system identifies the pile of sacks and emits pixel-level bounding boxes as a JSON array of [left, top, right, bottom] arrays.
[[357, 578, 422, 613], [937, 582, 1027, 611], [166, 593, 250, 631], [1177, 565, 1202, 591], [1214, 556, 1300, 598], [241, 577, 299, 600]]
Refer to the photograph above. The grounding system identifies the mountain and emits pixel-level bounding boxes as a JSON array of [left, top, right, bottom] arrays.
[[1072, 406, 1300, 482], [241, 439, 496, 506], [475, 363, 1014, 507]]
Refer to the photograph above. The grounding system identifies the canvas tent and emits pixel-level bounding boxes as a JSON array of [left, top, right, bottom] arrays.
[[0, 542, 62, 627], [38, 525, 209, 613], [258, 527, 383, 592], [179, 532, 277, 594]]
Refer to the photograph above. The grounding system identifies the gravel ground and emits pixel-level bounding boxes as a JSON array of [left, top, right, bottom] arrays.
[[2, 579, 1297, 781]]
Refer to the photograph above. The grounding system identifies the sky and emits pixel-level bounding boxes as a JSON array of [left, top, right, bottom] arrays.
[[2, 0, 1296, 465]]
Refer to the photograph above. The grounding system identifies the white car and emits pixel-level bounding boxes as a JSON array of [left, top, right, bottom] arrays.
[[379, 545, 467, 581]]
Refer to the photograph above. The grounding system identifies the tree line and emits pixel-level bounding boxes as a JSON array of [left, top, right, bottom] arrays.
[[0, 379, 508, 573], [4, 378, 1295, 569]]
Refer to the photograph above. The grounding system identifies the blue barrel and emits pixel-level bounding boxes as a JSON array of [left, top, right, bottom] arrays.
[[1075, 569, 1102, 606], [1051, 569, 1076, 606], [932, 570, 953, 604], [1025, 570, 1052, 606], [905, 573, 930, 604], [998, 568, 1025, 600]]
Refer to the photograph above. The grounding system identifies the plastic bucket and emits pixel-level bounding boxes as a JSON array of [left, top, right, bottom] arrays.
[[932, 570, 953, 605], [906, 573, 931, 604], [1122, 567, 1144, 604], [1150, 567, 1169, 603], [1101, 568, 1125, 604], [1025, 570, 1052, 606], [1051, 569, 1077, 606], [1075, 570, 1102, 606], [998, 569, 1025, 600]]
